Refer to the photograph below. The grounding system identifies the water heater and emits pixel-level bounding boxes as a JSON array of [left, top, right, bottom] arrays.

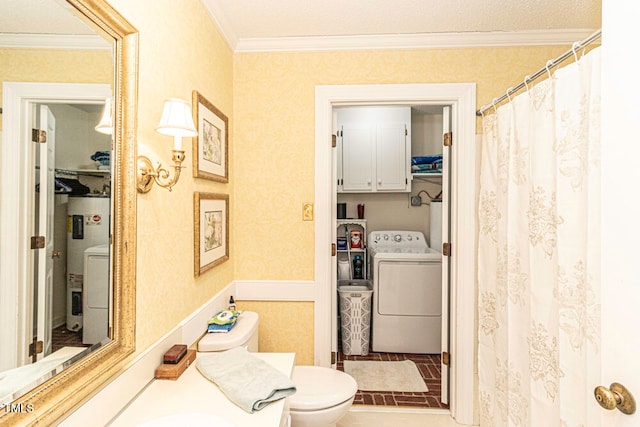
[[66, 196, 110, 331]]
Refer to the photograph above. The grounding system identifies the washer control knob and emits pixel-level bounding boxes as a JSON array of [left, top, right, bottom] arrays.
[[407, 235, 413, 241], [383, 234, 389, 240], [394, 234, 401, 242]]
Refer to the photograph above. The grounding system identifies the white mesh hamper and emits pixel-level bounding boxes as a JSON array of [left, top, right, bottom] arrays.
[[338, 284, 372, 356]]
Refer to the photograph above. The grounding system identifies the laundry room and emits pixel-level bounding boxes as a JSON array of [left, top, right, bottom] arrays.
[[39, 101, 112, 355], [334, 104, 449, 409]]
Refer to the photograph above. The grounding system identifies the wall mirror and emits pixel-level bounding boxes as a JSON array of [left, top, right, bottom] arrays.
[[0, 0, 137, 424]]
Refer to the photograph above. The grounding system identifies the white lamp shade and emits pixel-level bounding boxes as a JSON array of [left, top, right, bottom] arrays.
[[95, 97, 113, 135], [156, 98, 198, 137]]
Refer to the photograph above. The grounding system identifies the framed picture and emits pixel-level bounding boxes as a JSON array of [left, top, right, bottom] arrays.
[[194, 192, 229, 276], [192, 90, 228, 182]]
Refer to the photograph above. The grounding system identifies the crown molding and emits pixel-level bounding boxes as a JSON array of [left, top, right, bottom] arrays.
[[233, 29, 599, 53], [0, 33, 110, 50], [200, 0, 238, 50]]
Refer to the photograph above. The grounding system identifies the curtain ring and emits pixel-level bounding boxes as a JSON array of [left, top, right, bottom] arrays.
[[524, 75, 531, 92], [506, 87, 514, 102], [545, 60, 554, 79], [572, 41, 580, 61], [492, 97, 499, 113]]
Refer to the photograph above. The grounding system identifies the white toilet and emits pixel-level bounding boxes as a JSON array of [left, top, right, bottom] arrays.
[[197, 311, 358, 427], [288, 366, 358, 427], [197, 310, 260, 352]]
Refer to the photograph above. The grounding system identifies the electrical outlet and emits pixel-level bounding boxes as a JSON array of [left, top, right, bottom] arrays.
[[411, 196, 422, 206], [303, 202, 314, 221]]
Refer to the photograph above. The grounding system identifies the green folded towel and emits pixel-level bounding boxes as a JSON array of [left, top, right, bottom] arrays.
[[208, 309, 243, 326], [196, 347, 296, 413]]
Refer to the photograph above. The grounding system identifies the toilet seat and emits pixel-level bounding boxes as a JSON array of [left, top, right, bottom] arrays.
[[289, 366, 358, 411]]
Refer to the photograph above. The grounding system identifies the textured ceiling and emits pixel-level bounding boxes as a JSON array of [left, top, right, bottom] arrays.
[[203, 0, 601, 41], [2, 0, 602, 50]]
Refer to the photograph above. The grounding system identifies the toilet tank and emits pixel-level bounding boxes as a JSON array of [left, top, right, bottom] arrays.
[[197, 311, 259, 352]]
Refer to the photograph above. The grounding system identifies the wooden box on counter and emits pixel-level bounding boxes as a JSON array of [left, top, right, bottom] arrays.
[[155, 349, 197, 380]]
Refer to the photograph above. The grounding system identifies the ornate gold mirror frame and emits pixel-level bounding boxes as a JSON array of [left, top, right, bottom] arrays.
[[0, 0, 137, 425]]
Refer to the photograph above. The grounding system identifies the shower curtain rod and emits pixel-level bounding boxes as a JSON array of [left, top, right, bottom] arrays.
[[476, 29, 602, 116]]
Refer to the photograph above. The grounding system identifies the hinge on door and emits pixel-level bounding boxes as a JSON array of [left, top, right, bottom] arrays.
[[331, 243, 336, 256], [332, 134, 337, 148], [32, 128, 47, 143], [405, 127, 408, 136], [29, 340, 44, 357], [442, 242, 452, 256], [442, 351, 450, 366], [31, 236, 45, 249], [443, 131, 452, 147], [331, 351, 336, 365]]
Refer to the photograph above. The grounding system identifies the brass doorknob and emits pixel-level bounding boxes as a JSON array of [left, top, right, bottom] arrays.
[[51, 251, 61, 259], [594, 382, 636, 415]]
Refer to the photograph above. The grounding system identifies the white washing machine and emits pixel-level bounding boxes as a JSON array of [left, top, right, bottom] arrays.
[[369, 231, 442, 354]]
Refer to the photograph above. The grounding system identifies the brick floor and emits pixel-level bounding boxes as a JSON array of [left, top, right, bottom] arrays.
[[337, 349, 448, 409], [51, 324, 89, 352]]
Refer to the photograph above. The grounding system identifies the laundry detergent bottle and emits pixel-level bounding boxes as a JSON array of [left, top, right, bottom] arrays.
[[352, 255, 363, 279]]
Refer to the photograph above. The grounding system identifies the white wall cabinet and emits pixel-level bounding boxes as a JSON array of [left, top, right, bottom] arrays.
[[337, 106, 410, 193]]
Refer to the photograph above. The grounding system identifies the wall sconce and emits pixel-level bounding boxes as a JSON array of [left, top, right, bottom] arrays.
[[95, 97, 113, 135], [137, 98, 198, 193]]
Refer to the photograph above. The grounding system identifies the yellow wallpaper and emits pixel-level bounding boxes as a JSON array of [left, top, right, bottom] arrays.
[[2, 16, 571, 366], [232, 45, 567, 359], [238, 301, 315, 365], [0, 48, 112, 130], [232, 45, 567, 278], [108, 0, 234, 352]]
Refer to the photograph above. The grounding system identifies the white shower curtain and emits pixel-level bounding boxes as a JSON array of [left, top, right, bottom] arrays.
[[478, 47, 601, 427]]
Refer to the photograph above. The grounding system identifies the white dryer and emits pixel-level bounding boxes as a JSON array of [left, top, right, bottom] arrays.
[[369, 231, 442, 354]]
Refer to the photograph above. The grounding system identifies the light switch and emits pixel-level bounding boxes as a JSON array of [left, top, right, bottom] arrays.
[[303, 202, 313, 221]]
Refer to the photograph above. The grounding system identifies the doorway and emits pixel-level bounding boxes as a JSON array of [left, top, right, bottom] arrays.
[[333, 103, 450, 409], [313, 83, 477, 424], [0, 82, 111, 371]]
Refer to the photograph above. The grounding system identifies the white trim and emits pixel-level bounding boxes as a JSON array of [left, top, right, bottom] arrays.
[[0, 33, 111, 50], [0, 82, 111, 372], [234, 29, 598, 53], [234, 280, 316, 301], [314, 84, 477, 425], [348, 406, 450, 415], [200, 0, 238, 50]]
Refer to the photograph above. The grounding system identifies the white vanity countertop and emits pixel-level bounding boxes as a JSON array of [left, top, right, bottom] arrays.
[[109, 352, 296, 427]]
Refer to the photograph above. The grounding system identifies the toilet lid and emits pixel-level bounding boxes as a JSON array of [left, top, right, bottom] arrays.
[[289, 366, 358, 411]]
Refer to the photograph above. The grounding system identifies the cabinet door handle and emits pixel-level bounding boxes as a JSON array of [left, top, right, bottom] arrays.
[[378, 179, 382, 185], [367, 179, 371, 185]]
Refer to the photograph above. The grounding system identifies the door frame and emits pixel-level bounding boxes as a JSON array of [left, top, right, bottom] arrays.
[[314, 83, 477, 424], [0, 82, 111, 370]]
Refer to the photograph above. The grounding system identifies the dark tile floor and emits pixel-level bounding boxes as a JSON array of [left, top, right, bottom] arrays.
[[337, 348, 448, 409], [51, 324, 87, 353]]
